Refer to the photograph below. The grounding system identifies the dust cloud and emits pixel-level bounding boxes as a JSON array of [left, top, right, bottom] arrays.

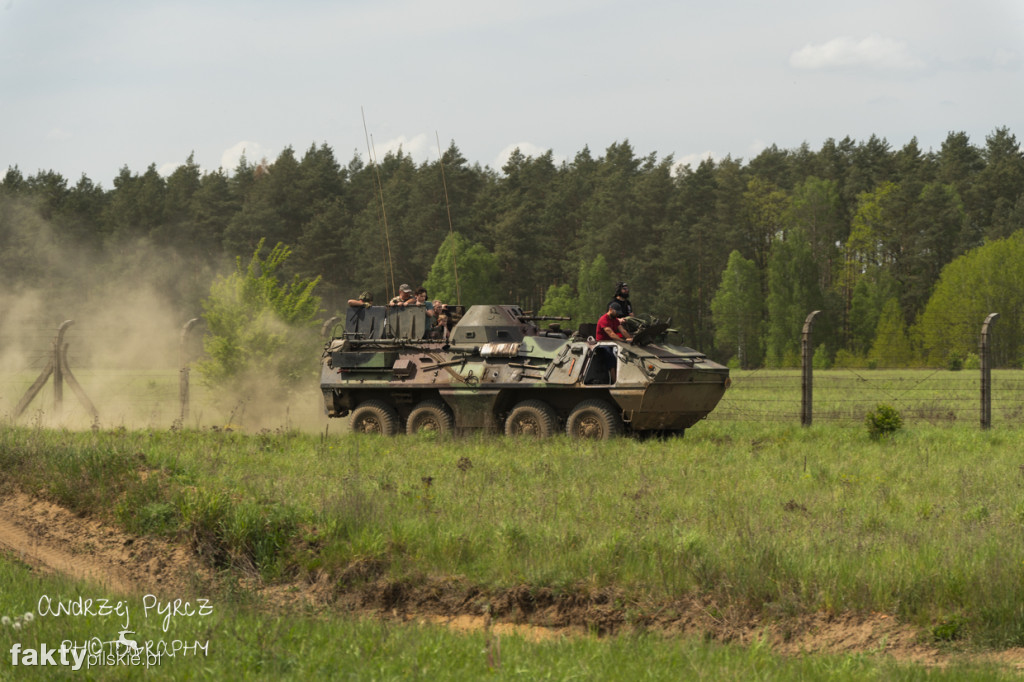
[[0, 198, 329, 433]]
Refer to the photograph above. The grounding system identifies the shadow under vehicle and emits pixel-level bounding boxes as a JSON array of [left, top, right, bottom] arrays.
[[320, 304, 730, 439]]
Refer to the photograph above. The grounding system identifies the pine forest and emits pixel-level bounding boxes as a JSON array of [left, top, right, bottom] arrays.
[[2, 127, 1023, 369]]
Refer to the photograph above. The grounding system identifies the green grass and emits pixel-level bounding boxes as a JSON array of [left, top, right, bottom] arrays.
[[0, 554, 1018, 681], [5, 421, 1024, 648]]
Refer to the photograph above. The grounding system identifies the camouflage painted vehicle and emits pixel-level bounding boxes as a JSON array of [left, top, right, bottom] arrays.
[[320, 304, 730, 438]]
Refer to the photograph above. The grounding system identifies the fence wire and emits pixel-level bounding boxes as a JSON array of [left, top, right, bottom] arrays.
[[710, 367, 1024, 427], [3, 320, 1021, 431]]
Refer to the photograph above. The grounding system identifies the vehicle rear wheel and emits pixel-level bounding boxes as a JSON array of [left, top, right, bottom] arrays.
[[504, 400, 557, 437], [406, 400, 454, 435], [350, 400, 400, 435], [566, 399, 622, 439]]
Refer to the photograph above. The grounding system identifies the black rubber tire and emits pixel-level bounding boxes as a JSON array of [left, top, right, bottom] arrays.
[[566, 399, 623, 439], [504, 400, 558, 437], [350, 400, 400, 435], [406, 400, 454, 435]]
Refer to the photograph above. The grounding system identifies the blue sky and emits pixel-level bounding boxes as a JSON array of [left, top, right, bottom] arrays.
[[2, 0, 1022, 187]]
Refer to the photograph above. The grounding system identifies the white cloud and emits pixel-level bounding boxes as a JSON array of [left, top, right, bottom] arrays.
[[673, 151, 717, 174], [492, 142, 554, 171], [790, 34, 926, 71], [220, 141, 271, 172], [46, 128, 72, 141], [992, 48, 1021, 69], [369, 134, 432, 163]]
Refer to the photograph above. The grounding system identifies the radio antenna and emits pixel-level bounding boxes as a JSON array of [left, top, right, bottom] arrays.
[[363, 107, 396, 301], [436, 132, 461, 306]]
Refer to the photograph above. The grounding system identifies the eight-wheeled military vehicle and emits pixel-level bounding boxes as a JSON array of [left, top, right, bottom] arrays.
[[320, 304, 730, 438]]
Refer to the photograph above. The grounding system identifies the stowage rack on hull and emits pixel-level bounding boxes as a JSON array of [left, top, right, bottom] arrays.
[[320, 304, 730, 439]]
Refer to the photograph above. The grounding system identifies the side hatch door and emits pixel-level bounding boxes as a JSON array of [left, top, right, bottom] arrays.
[[542, 342, 590, 384]]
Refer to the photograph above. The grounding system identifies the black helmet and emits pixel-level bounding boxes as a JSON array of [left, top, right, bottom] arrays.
[[615, 282, 629, 298]]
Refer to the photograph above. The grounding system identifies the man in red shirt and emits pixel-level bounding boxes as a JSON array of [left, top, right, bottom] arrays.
[[593, 302, 632, 383], [596, 303, 633, 342]]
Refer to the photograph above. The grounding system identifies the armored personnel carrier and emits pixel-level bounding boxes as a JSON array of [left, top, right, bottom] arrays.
[[320, 304, 730, 438]]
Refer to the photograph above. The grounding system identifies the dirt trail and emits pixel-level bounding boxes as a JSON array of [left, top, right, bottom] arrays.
[[2, 491, 1024, 669], [0, 492, 208, 596]]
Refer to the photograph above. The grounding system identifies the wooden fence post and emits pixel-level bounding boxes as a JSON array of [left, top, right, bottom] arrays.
[[980, 312, 999, 429], [179, 318, 202, 424], [801, 310, 821, 427], [14, 320, 97, 421], [52, 320, 73, 414]]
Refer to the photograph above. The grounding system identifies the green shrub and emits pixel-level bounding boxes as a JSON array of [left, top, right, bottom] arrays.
[[865, 403, 902, 439], [932, 614, 967, 642], [197, 239, 322, 389], [812, 344, 832, 369]]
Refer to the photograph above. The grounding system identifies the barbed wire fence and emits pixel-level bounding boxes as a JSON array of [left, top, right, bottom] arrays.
[[710, 311, 1024, 428], [0, 314, 336, 432], [2, 312, 1021, 431]]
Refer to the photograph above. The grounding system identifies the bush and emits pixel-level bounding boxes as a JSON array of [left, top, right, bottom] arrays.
[[812, 344, 832, 369], [865, 404, 902, 439], [197, 239, 321, 390]]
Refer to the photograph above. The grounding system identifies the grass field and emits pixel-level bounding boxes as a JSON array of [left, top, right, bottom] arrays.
[[1, 553, 1018, 681], [5, 368, 1024, 676], [3, 415, 1024, 662]]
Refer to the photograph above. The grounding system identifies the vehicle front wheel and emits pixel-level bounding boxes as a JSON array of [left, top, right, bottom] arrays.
[[350, 400, 400, 435], [406, 400, 454, 435], [566, 400, 622, 439], [504, 400, 557, 437]]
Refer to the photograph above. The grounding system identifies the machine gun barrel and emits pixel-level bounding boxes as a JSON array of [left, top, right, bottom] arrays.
[[517, 315, 572, 322]]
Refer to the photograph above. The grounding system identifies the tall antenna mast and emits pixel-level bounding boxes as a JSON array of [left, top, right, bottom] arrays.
[[436, 132, 461, 306], [362, 107, 396, 301]]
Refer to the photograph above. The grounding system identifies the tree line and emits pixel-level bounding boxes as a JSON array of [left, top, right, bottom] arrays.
[[2, 127, 1023, 367]]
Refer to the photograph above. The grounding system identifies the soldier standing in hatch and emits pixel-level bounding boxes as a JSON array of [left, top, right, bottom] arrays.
[[611, 281, 650, 337], [412, 287, 434, 315], [347, 291, 374, 308], [389, 283, 415, 306], [608, 282, 633, 318], [596, 302, 633, 343], [594, 302, 632, 383]]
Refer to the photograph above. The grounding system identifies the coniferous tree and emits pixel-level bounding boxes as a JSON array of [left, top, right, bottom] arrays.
[[711, 250, 764, 367], [576, 254, 613, 326], [765, 232, 822, 367], [976, 127, 1024, 239], [847, 270, 898, 356], [869, 297, 914, 367], [788, 176, 844, 291]]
